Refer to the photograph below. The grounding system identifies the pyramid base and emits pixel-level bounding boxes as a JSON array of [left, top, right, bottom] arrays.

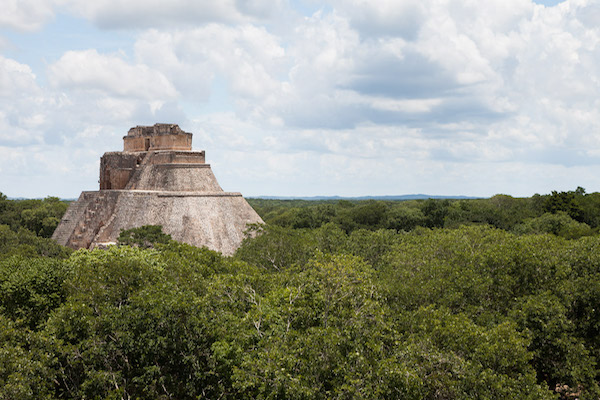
[[52, 190, 262, 255]]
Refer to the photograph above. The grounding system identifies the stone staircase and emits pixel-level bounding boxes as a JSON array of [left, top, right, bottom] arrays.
[[59, 191, 119, 249], [51, 193, 94, 247], [69, 193, 105, 249], [91, 202, 120, 248]]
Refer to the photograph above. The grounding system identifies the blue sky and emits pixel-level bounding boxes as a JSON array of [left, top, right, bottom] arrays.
[[1, 0, 599, 198], [533, 0, 565, 5]]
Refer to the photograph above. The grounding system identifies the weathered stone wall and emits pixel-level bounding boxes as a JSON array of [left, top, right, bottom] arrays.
[[123, 134, 192, 152], [123, 124, 193, 152], [53, 190, 263, 255], [88, 190, 260, 255], [100, 152, 144, 190], [150, 150, 205, 164], [125, 164, 222, 192], [127, 123, 186, 137], [52, 191, 121, 249]]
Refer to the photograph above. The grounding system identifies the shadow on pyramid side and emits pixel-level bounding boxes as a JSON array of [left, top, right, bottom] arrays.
[[52, 124, 263, 255]]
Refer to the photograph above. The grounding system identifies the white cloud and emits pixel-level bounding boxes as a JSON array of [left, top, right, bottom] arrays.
[[0, 0, 60, 31], [331, 0, 426, 39], [134, 24, 285, 109], [0, 56, 40, 97], [64, 0, 286, 29], [48, 49, 177, 101], [3, 0, 600, 198], [0, 56, 47, 146]]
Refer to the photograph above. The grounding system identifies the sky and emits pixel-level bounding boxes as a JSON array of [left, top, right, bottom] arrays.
[[1, 0, 599, 199]]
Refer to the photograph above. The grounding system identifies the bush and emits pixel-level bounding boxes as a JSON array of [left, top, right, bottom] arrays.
[[117, 225, 172, 248], [513, 212, 594, 239]]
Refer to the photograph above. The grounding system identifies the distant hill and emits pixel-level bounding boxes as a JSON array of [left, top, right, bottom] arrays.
[[252, 194, 482, 201]]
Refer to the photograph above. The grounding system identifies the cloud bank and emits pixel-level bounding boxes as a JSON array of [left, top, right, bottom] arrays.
[[0, 0, 599, 198]]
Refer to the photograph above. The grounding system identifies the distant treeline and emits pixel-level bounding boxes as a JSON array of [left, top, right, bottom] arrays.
[[0, 193, 68, 238], [248, 186, 600, 239], [2, 187, 597, 240]]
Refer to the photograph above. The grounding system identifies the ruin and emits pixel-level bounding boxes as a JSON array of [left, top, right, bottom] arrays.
[[52, 123, 263, 255]]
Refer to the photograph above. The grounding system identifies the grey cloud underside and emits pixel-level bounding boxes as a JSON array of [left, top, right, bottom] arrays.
[[335, 0, 425, 41], [88, 1, 281, 30], [281, 97, 505, 131], [349, 14, 423, 41], [281, 83, 506, 131], [91, 10, 227, 30], [431, 142, 600, 167], [366, 106, 503, 127], [425, 98, 507, 124], [299, 51, 505, 128], [233, 0, 276, 19], [576, 4, 600, 28], [344, 51, 460, 99], [526, 147, 600, 167], [281, 102, 365, 130]]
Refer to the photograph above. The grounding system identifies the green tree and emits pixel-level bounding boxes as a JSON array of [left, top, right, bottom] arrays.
[[395, 306, 554, 399], [235, 224, 317, 271], [117, 225, 172, 248], [0, 316, 58, 400], [0, 224, 72, 260], [385, 204, 426, 232], [544, 190, 584, 222], [231, 254, 405, 399], [0, 256, 70, 329], [0, 193, 69, 237], [513, 212, 594, 239], [421, 199, 451, 228], [45, 246, 231, 398], [20, 197, 69, 238], [511, 293, 598, 396]]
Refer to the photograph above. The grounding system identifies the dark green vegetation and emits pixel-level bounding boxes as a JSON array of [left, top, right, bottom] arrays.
[[248, 186, 600, 238], [2, 189, 600, 398], [117, 225, 173, 248], [0, 193, 69, 238], [0, 194, 72, 260]]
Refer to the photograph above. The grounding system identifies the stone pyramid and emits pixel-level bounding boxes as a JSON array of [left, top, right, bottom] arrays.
[[52, 124, 263, 255]]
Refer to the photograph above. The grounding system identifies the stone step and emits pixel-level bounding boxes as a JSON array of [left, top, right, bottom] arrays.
[[51, 197, 93, 246]]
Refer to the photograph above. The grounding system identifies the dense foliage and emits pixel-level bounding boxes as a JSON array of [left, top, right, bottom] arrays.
[[2, 189, 600, 398], [0, 193, 69, 238], [117, 225, 173, 248], [248, 187, 600, 239]]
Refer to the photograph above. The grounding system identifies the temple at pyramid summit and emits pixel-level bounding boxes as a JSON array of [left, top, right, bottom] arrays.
[[52, 124, 263, 255]]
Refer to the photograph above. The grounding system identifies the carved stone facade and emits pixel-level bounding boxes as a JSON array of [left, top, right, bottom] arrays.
[[53, 123, 263, 255]]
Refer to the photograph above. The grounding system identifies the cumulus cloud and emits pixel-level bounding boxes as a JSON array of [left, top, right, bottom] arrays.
[[0, 56, 40, 97], [239, 0, 600, 149], [133, 24, 285, 108], [0, 56, 46, 146], [223, 7, 505, 130], [64, 0, 287, 29], [0, 50, 186, 197], [330, 0, 427, 39], [3, 0, 600, 198], [48, 49, 177, 101], [0, 0, 59, 32]]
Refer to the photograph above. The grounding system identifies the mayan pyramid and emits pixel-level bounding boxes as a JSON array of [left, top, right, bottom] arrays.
[[52, 123, 263, 255]]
